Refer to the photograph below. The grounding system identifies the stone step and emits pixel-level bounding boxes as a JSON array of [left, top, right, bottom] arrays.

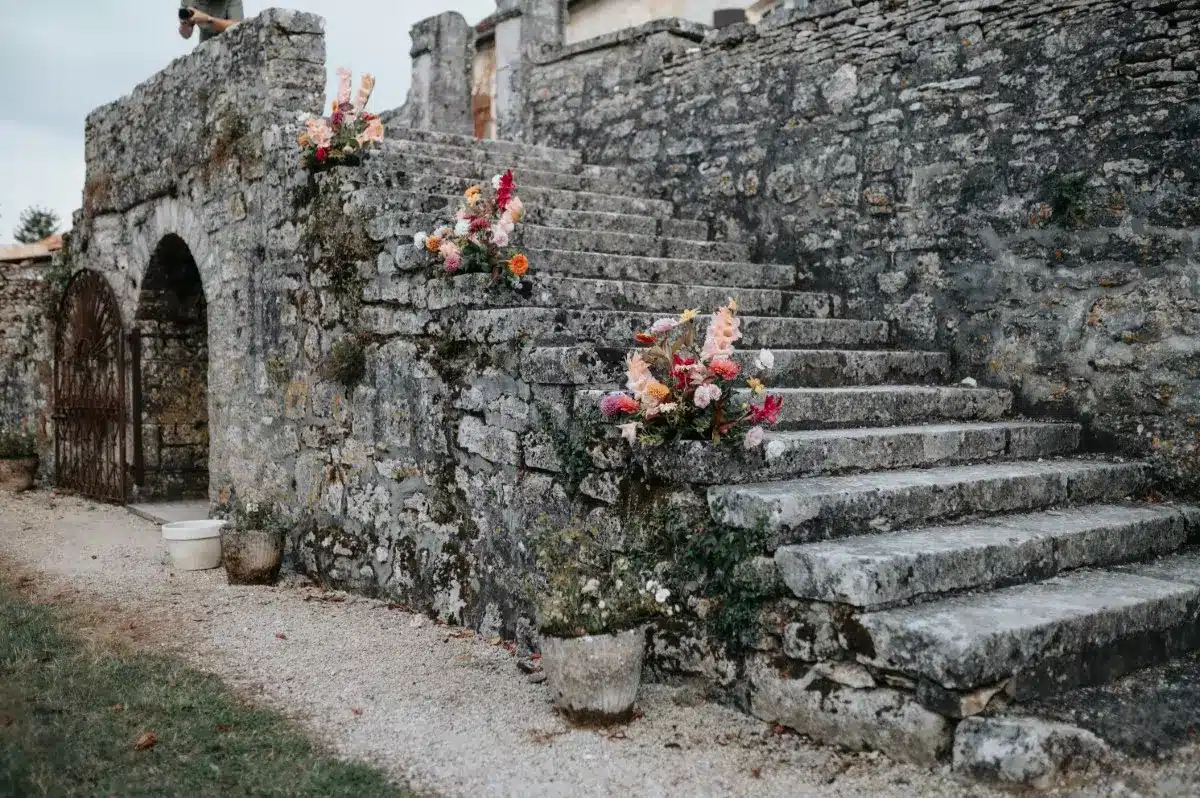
[[381, 125, 583, 166], [576, 385, 1013, 430], [456, 308, 891, 348], [526, 249, 797, 289], [379, 136, 584, 175], [708, 459, 1152, 543], [376, 147, 631, 196], [776, 503, 1198, 610], [856, 549, 1200, 698], [373, 171, 674, 218], [518, 225, 750, 262], [426, 275, 837, 318], [635, 422, 1081, 486], [520, 346, 950, 388]]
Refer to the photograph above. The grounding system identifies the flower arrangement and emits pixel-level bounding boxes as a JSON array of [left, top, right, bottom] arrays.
[[298, 68, 384, 169], [600, 300, 783, 448], [414, 170, 531, 292], [531, 524, 669, 638]]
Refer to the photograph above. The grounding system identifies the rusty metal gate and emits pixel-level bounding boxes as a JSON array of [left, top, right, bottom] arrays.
[[53, 270, 126, 502]]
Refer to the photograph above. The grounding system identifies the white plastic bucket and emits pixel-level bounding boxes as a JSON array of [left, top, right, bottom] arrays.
[[162, 520, 225, 571]]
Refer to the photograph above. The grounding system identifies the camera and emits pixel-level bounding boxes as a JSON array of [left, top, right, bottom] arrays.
[[178, 8, 194, 20]]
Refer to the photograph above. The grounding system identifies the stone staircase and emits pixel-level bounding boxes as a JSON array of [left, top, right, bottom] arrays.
[[374, 127, 1200, 771]]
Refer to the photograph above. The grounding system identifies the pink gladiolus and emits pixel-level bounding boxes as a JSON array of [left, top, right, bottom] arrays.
[[336, 67, 352, 106], [600, 393, 640, 417], [626, 353, 658, 406], [356, 118, 384, 145], [356, 74, 376, 112], [693, 383, 722, 409], [701, 302, 741, 363], [507, 196, 524, 222]]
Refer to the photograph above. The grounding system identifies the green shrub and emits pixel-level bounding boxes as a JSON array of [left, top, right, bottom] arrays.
[[0, 429, 36, 460]]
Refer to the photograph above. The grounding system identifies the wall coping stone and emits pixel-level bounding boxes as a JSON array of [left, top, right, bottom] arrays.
[[531, 18, 709, 66]]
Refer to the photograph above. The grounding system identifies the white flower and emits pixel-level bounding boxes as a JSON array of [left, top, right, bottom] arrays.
[[693, 383, 722, 409], [598, 600, 606, 610], [658, 403, 678, 413], [744, 426, 765, 449], [645, 579, 657, 593], [492, 227, 510, 247], [492, 174, 503, 189], [582, 578, 600, 596], [615, 579, 623, 590], [755, 350, 775, 371], [619, 422, 639, 444], [655, 587, 671, 604], [454, 219, 471, 237], [434, 225, 451, 238], [413, 232, 427, 249], [650, 317, 679, 335]]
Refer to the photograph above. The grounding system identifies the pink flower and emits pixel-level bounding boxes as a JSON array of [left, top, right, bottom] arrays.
[[492, 226, 510, 247], [708, 358, 740, 380], [693, 383, 722, 409], [701, 302, 741, 363], [626, 353, 657, 406], [439, 240, 462, 273], [355, 73, 376, 113], [744, 426, 765, 449], [650, 318, 679, 335], [618, 422, 639, 444], [507, 196, 525, 222], [601, 393, 640, 417], [499, 211, 516, 234], [336, 67, 352, 106], [356, 118, 384, 145], [305, 118, 332, 149]]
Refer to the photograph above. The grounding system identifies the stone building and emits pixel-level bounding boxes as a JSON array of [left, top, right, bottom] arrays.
[[0, 235, 59, 439], [10, 0, 1200, 783]]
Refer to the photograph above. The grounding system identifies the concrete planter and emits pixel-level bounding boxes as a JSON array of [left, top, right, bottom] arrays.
[[540, 626, 646, 721], [162, 520, 225, 571], [221, 527, 284, 586], [0, 457, 37, 492]]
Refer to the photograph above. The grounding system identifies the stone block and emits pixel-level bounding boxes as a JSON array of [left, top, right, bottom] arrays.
[[952, 717, 1111, 789]]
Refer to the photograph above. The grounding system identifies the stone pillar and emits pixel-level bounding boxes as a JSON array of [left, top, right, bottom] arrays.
[[407, 12, 474, 135], [493, 0, 564, 140]]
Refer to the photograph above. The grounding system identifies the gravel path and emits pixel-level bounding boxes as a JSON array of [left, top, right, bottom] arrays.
[[0, 491, 1195, 797]]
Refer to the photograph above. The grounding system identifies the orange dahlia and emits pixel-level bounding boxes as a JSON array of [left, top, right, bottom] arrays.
[[508, 253, 529, 276], [648, 382, 671, 402], [425, 235, 442, 253]]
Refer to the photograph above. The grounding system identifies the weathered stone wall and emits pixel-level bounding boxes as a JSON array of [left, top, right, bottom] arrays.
[[68, 9, 327, 502], [0, 255, 53, 438], [525, 0, 1200, 491]]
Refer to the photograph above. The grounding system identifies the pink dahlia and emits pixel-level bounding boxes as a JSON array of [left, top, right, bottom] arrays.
[[600, 393, 640, 417]]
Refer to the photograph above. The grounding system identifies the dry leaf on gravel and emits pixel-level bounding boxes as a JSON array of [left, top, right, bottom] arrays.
[[133, 731, 157, 751]]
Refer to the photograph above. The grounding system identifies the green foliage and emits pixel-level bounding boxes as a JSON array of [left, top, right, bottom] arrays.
[[629, 502, 772, 654], [265, 353, 290, 388], [533, 400, 598, 497], [1045, 174, 1091, 229], [217, 496, 290, 538], [0, 586, 415, 797], [529, 522, 663, 638], [13, 206, 59, 244], [0, 428, 36, 460], [320, 335, 367, 389]]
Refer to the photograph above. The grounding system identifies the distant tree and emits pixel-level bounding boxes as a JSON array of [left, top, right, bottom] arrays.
[[13, 206, 60, 244]]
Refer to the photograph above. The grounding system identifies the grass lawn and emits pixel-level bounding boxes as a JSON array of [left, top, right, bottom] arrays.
[[0, 582, 417, 797]]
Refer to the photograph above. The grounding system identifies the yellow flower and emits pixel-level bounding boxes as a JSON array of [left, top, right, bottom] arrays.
[[648, 382, 671, 402], [464, 185, 482, 204], [680, 308, 700, 323], [727, 297, 739, 312], [747, 378, 766, 396]]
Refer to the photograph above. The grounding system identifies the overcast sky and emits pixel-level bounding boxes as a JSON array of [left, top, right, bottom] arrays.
[[0, 0, 497, 243]]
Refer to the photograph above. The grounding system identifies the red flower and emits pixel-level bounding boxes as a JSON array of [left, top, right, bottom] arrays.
[[496, 169, 515, 211], [330, 111, 344, 128], [709, 358, 740, 380], [748, 394, 783, 426], [671, 353, 696, 390], [469, 217, 491, 233], [315, 147, 329, 163], [634, 332, 658, 345]]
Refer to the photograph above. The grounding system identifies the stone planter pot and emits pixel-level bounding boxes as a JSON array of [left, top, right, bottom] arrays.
[[0, 457, 38, 492], [221, 527, 284, 586], [540, 626, 646, 721]]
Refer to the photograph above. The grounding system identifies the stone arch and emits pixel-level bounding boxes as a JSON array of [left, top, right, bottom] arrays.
[[131, 233, 210, 500]]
